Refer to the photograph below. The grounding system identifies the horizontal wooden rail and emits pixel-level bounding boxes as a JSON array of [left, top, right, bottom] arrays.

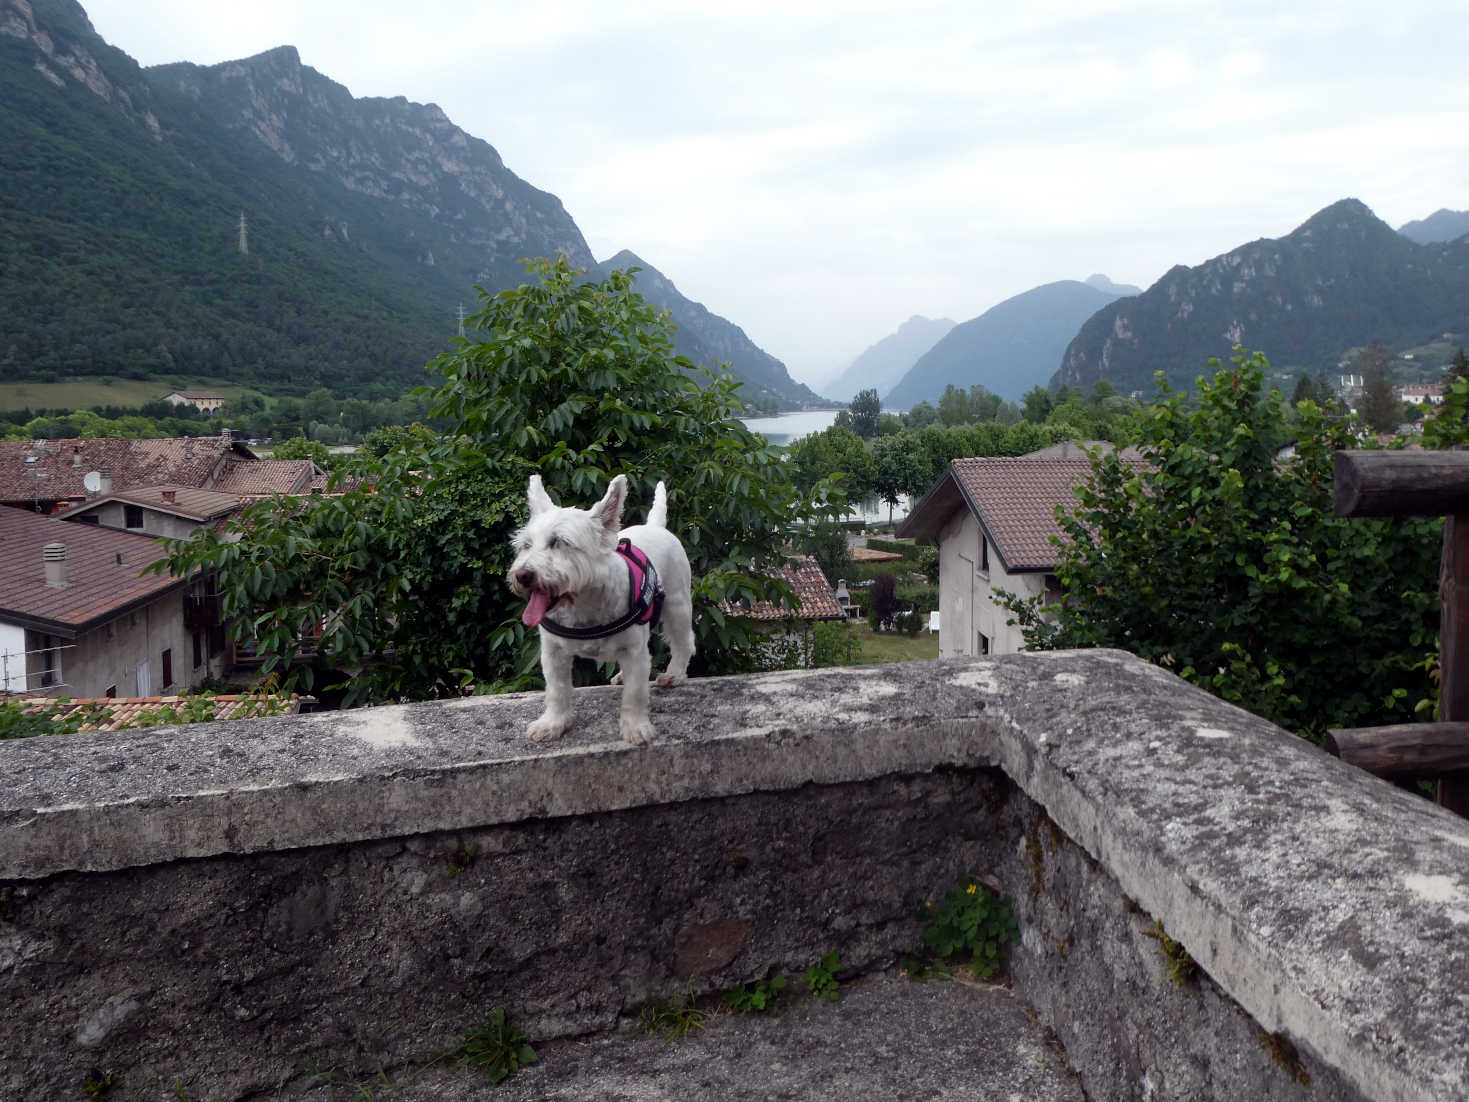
[[1333, 449, 1469, 517], [1325, 722, 1469, 779]]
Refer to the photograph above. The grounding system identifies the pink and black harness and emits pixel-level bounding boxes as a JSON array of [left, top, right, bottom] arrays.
[[539, 538, 665, 640]]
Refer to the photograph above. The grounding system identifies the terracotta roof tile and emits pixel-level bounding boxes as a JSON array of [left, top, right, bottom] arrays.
[[58, 484, 245, 523], [901, 455, 1143, 572], [9, 694, 303, 731], [723, 556, 846, 622], [0, 436, 252, 506], [0, 507, 180, 635], [212, 458, 314, 496]]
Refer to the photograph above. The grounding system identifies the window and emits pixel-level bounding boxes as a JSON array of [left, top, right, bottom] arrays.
[[192, 632, 202, 669], [161, 648, 173, 689], [80, 515, 100, 525], [124, 504, 145, 529], [39, 634, 59, 687], [104, 685, 117, 699], [978, 631, 991, 656], [979, 536, 990, 574]]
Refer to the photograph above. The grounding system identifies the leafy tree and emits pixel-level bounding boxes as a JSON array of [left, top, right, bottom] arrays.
[[869, 434, 927, 526], [154, 258, 845, 700], [849, 388, 881, 438], [1290, 373, 1321, 405], [1445, 346, 1469, 385], [1357, 340, 1400, 433], [998, 350, 1441, 740], [937, 384, 971, 427], [269, 436, 332, 468], [787, 424, 874, 499], [1021, 385, 1054, 424]]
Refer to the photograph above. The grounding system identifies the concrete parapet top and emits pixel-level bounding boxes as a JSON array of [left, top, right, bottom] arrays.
[[3, 650, 1468, 1101]]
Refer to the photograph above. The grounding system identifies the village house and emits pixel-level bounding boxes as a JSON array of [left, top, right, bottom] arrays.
[[0, 507, 211, 697], [898, 448, 1142, 658], [161, 390, 226, 413], [1400, 382, 1447, 406], [59, 485, 247, 538]]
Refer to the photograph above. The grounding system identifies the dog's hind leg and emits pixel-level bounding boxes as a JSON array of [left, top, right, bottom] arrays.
[[617, 643, 655, 744], [656, 589, 695, 688]]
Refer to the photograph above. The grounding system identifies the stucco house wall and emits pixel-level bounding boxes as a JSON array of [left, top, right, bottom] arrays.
[[16, 589, 209, 698], [936, 509, 1045, 658], [76, 501, 204, 540]]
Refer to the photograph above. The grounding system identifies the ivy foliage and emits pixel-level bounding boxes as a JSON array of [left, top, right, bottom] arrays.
[[154, 258, 845, 702], [998, 349, 1443, 739]]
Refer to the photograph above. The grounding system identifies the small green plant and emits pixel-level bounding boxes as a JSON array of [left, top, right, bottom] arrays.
[[443, 841, 480, 879], [803, 952, 841, 1000], [81, 1069, 120, 1097], [451, 1008, 537, 1084], [1143, 919, 1197, 988], [637, 992, 709, 1041], [723, 973, 789, 1013], [919, 874, 1020, 980]]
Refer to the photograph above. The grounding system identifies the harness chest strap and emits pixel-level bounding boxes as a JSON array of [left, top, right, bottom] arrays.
[[539, 539, 665, 640]]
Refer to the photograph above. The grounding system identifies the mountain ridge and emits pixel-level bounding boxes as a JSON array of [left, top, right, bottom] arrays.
[[0, 0, 816, 405], [1054, 198, 1469, 394], [821, 316, 956, 403], [885, 281, 1128, 408]]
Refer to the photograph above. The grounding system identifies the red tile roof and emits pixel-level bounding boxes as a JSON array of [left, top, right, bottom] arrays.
[[899, 457, 1140, 572], [850, 547, 906, 563], [58, 484, 245, 523], [0, 507, 181, 636], [211, 458, 315, 497], [0, 436, 254, 506], [723, 556, 846, 622]]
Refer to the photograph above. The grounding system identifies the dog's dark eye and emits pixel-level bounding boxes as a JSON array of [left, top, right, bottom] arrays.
[[548, 536, 561, 549]]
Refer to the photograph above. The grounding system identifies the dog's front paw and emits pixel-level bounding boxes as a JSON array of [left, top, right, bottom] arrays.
[[527, 714, 569, 741], [655, 671, 686, 688], [620, 716, 655, 745], [610, 671, 624, 686]]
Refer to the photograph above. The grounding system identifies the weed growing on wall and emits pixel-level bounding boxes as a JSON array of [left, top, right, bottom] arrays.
[[914, 874, 1019, 980], [723, 974, 790, 1013], [1143, 919, 1197, 988], [449, 1008, 537, 1084], [803, 952, 842, 1000]]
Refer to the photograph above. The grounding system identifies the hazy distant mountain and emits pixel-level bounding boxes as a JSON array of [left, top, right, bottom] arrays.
[[1085, 274, 1143, 296], [822, 316, 955, 402], [1398, 209, 1469, 245], [0, 0, 813, 404], [1054, 199, 1469, 395], [884, 281, 1129, 407], [590, 251, 821, 408]]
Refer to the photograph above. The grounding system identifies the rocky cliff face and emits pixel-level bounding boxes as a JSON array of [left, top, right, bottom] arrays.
[[1055, 199, 1469, 394], [147, 45, 594, 292], [1, 0, 159, 133]]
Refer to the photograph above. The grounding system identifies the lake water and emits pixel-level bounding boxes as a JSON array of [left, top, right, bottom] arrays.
[[738, 409, 840, 445], [738, 409, 911, 525]]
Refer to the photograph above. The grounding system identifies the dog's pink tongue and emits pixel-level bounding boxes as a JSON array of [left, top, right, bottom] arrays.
[[522, 590, 552, 627]]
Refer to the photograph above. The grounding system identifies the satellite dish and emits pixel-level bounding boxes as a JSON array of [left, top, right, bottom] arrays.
[[83, 470, 103, 493]]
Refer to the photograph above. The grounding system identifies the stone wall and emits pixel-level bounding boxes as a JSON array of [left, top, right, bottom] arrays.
[[2, 652, 1466, 1100]]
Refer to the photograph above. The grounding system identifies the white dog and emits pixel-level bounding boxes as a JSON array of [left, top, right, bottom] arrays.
[[509, 473, 695, 744]]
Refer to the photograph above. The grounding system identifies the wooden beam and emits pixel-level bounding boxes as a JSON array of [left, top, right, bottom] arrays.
[[1333, 450, 1469, 518], [1326, 722, 1469, 780], [1438, 514, 1469, 813]]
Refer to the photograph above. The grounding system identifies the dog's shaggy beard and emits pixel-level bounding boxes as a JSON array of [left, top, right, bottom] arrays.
[[508, 518, 615, 626]]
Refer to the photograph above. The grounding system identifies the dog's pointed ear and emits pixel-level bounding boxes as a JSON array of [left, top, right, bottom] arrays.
[[591, 474, 627, 536], [527, 475, 555, 517]]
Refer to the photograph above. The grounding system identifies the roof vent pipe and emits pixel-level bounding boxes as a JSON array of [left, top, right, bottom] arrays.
[[43, 543, 68, 589], [99, 467, 112, 495]]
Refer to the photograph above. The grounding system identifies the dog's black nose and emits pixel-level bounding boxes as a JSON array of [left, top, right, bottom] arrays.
[[515, 569, 537, 589]]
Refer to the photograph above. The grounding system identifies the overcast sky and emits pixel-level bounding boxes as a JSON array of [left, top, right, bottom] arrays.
[[81, 0, 1469, 390]]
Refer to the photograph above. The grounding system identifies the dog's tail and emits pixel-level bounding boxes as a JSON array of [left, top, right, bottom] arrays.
[[647, 481, 668, 528]]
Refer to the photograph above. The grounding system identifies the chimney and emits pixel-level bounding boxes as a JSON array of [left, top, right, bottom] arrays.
[[43, 543, 68, 589], [71, 446, 83, 468], [162, 489, 177, 503], [99, 467, 113, 495]]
